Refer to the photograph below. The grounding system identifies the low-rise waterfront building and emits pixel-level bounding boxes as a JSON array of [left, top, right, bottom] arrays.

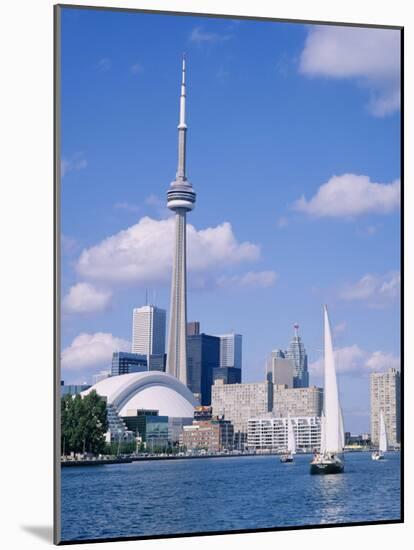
[[168, 417, 193, 443], [122, 409, 169, 449], [194, 405, 213, 421], [247, 416, 321, 452], [180, 418, 234, 452]]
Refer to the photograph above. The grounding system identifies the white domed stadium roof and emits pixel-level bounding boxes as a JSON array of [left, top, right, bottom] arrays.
[[82, 371, 196, 418]]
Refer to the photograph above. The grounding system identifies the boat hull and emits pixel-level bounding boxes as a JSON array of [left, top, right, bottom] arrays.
[[280, 456, 294, 463], [310, 461, 344, 475], [371, 452, 384, 461]]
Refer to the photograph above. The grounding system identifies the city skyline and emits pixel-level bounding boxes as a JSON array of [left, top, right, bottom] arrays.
[[60, 9, 401, 433]]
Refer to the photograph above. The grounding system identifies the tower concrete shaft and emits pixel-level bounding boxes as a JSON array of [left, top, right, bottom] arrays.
[[166, 56, 196, 384]]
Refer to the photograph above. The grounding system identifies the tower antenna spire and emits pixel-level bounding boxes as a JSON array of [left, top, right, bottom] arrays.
[[176, 54, 187, 181]]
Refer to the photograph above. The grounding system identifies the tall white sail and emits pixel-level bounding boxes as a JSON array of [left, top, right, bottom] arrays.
[[379, 410, 388, 453], [287, 415, 296, 454], [323, 306, 342, 454], [320, 411, 326, 454]]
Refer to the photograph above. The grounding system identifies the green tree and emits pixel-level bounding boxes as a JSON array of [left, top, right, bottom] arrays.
[[61, 390, 108, 455]]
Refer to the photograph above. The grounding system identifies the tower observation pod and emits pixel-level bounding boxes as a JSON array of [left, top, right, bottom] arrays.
[[166, 56, 196, 385]]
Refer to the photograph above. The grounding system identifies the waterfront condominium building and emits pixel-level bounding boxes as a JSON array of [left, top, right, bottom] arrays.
[[132, 305, 166, 360], [111, 351, 147, 376], [266, 350, 294, 387], [211, 379, 272, 435], [247, 416, 321, 452], [187, 333, 220, 405], [180, 418, 234, 453], [216, 333, 242, 370], [370, 368, 401, 447], [285, 323, 309, 388], [273, 385, 323, 418]]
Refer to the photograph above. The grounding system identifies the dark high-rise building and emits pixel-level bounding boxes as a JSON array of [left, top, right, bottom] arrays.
[[111, 351, 147, 376], [187, 321, 200, 336], [187, 333, 220, 406], [148, 353, 166, 372], [213, 366, 241, 385]]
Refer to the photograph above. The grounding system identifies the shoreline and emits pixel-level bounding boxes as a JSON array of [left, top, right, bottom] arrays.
[[60, 448, 389, 467]]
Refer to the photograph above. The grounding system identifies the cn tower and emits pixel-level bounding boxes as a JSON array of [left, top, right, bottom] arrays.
[[166, 56, 196, 384]]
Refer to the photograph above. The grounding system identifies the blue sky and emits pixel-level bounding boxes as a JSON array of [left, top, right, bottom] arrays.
[[60, 7, 401, 433]]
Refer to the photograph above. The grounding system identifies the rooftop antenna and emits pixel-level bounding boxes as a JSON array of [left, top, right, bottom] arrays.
[[145, 288, 148, 306]]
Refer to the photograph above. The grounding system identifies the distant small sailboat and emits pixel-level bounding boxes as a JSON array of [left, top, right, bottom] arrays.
[[310, 306, 344, 475], [280, 415, 296, 463], [372, 410, 387, 460]]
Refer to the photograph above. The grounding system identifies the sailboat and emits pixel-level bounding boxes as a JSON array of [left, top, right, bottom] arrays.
[[310, 305, 344, 475], [372, 410, 387, 460], [280, 415, 296, 463]]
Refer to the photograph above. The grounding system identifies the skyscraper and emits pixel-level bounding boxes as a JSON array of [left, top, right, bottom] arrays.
[[285, 323, 309, 388], [166, 57, 196, 384], [132, 305, 166, 357], [111, 351, 147, 376], [187, 321, 200, 336], [217, 333, 242, 370], [370, 368, 401, 447], [187, 333, 220, 405], [266, 350, 294, 387], [213, 366, 242, 385]]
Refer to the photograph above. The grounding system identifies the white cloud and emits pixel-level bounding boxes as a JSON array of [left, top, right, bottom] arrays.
[[62, 283, 112, 314], [114, 201, 141, 213], [130, 63, 142, 75], [299, 26, 400, 116], [293, 174, 400, 218], [277, 216, 289, 228], [365, 351, 400, 371], [61, 152, 87, 178], [144, 194, 171, 219], [76, 216, 260, 286], [62, 332, 130, 371], [310, 344, 400, 376], [189, 26, 232, 44], [340, 271, 400, 306], [333, 321, 347, 335], [97, 57, 111, 72], [217, 270, 277, 289]]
